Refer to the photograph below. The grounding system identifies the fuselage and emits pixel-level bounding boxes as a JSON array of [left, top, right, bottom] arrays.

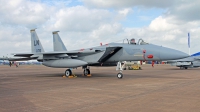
[[42, 42, 189, 68], [75, 43, 189, 64]]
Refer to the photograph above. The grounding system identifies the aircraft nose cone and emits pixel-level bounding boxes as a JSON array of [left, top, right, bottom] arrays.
[[159, 47, 189, 60]]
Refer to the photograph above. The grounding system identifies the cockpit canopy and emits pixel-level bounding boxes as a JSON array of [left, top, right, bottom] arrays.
[[137, 38, 149, 45], [124, 38, 149, 45]]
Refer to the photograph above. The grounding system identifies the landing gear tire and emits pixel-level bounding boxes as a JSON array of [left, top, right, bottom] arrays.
[[180, 67, 187, 70], [117, 73, 123, 79], [83, 69, 90, 76], [65, 69, 72, 77]]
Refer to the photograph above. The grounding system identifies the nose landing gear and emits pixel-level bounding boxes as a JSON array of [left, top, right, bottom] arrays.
[[116, 61, 126, 79]]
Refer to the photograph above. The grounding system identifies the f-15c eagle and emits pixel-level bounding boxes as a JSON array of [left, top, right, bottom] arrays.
[[2, 29, 189, 79]]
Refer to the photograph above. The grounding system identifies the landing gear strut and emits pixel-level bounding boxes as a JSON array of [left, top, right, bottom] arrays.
[[116, 61, 126, 79], [65, 69, 72, 77]]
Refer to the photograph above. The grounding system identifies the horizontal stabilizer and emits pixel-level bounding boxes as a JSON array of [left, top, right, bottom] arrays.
[[12, 53, 34, 57], [0, 57, 38, 61]]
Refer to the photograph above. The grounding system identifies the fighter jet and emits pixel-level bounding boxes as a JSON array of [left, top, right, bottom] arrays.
[[8, 29, 189, 79], [167, 52, 200, 69]]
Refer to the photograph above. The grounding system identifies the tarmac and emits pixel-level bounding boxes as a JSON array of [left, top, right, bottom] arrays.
[[0, 64, 200, 112]]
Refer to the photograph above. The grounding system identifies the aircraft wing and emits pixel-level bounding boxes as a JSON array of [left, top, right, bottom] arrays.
[[0, 57, 38, 61], [13, 53, 34, 57], [12, 49, 103, 58], [41, 50, 102, 55]]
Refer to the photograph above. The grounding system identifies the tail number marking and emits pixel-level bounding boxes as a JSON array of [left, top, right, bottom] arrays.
[[34, 40, 40, 46], [36, 49, 41, 52]]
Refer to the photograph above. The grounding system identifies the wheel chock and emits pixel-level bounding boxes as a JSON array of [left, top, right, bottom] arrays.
[[73, 75, 77, 78], [68, 74, 77, 78], [63, 75, 66, 78], [63, 75, 77, 78], [87, 74, 92, 77], [68, 76, 74, 78]]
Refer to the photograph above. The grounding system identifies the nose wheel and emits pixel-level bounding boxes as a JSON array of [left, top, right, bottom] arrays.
[[117, 73, 123, 79], [116, 61, 125, 79]]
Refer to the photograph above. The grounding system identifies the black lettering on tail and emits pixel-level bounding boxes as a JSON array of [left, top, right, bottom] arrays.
[[34, 40, 40, 46]]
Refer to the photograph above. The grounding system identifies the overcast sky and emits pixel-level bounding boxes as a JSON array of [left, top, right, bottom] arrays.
[[0, 0, 200, 57]]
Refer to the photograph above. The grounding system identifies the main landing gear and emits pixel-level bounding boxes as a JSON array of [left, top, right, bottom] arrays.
[[64, 66, 91, 77], [116, 61, 126, 79], [83, 66, 91, 76], [65, 69, 72, 77], [180, 67, 188, 70]]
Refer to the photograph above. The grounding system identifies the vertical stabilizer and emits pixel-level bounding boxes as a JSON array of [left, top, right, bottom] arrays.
[[30, 29, 45, 53], [53, 31, 67, 51]]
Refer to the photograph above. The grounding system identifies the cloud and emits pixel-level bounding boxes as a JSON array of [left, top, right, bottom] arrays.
[[89, 23, 122, 39], [83, 0, 200, 23], [0, 0, 52, 28], [166, 1, 200, 22], [118, 8, 133, 16], [149, 16, 177, 31], [83, 0, 175, 8], [0, 0, 200, 57], [53, 6, 115, 32]]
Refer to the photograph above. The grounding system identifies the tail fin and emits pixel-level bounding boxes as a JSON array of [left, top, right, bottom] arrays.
[[30, 29, 45, 53], [52, 31, 67, 51]]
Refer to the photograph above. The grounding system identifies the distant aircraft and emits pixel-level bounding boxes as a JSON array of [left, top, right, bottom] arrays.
[[3, 29, 189, 79], [0, 60, 4, 65], [168, 52, 200, 69]]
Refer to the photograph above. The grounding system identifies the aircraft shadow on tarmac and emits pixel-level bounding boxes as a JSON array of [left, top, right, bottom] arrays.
[[36, 73, 115, 78], [35, 73, 64, 77]]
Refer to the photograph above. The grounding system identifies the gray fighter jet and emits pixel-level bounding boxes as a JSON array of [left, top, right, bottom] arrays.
[[6, 29, 189, 79], [167, 52, 200, 69]]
